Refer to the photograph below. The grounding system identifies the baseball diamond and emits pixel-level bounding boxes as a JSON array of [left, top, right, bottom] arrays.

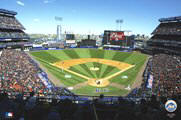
[[31, 48, 147, 96]]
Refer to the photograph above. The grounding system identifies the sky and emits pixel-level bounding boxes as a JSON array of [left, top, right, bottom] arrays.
[[0, 0, 181, 35]]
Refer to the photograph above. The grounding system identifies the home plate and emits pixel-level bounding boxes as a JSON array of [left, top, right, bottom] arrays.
[[67, 87, 74, 90], [122, 75, 128, 79], [65, 74, 72, 78]]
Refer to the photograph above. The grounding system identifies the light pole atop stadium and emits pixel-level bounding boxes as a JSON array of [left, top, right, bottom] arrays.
[[116, 19, 123, 31]]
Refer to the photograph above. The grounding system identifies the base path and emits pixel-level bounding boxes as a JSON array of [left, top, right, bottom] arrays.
[[131, 55, 151, 89], [53, 59, 135, 87], [53, 58, 132, 70], [87, 65, 135, 87]]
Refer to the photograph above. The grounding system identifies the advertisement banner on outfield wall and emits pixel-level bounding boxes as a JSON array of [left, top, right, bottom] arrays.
[[147, 74, 153, 89]]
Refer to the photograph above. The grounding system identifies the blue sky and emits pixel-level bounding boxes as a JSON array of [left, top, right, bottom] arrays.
[[1, 0, 181, 35]]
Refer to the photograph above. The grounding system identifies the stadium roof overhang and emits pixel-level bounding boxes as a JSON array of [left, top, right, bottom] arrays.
[[159, 16, 181, 23], [0, 9, 17, 16]]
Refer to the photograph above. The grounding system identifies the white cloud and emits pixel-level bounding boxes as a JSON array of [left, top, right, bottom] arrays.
[[33, 19, 40, 22], [16, 1, 25, 6], [43, 0, 56, 4], [44, 0, 49, 3]]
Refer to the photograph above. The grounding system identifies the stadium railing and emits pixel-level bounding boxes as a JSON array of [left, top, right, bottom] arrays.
[[0, 88, 145, 105]]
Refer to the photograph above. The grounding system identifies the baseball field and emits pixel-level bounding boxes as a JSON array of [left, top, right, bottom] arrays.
[[30, 48, 147, 96]]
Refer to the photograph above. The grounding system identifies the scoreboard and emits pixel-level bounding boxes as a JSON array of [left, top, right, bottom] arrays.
[[103, 30, 125, 45], [110, 32, 125, 41], [102, 30, 134, 48]]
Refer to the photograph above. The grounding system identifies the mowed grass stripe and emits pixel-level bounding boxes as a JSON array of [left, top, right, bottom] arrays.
[[40, 62, 84, 86], [31, 51, 60, 63], [81, 62, 97, 78], [46, 50, 72, 60], [91, 62, 104, 78], [124, 53, 147, 64], [101, 52, 132, 78], [101, 66, 119, 78], [109, 54, 147, 85], [99, 64, 108, 78], [74, 49, 99, 78], [47, 50, 91, 77], [111, 52, 133, 61], [34, 56, 87, 86], [110, 58, 146, 86], [106, 53, 146, 86], [74, 49, 91, 58], [69, 65, 93, 78], [46, 49, 92, 77], [63, 49, 96, 78], [74, 49, 97, 78], [89, 49, 105, 78], [101, 66, 121, 78], [99, 50, 117, 78], [31, 49, 147, 96]]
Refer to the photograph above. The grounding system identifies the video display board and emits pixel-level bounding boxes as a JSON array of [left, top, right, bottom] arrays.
[[102, 30, 134, 47], [110, 32, 125, 41]]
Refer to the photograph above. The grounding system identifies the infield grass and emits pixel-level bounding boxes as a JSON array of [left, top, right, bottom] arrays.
[[30, 49, 147, 96]]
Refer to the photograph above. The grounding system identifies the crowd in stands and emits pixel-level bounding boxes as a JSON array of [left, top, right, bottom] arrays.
[[0, 42, 32, 46], [0, 31, 29, 38], [152, 22, 181, 35], [0, 15, 24, 30], [0, 49, 49, 93], [151, 35, 181, 41], [0, 49, 181, 119], [148, 21, 181, 55], [141, 54, 181, 98]]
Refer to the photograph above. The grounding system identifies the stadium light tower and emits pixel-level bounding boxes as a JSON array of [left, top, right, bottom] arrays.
[[55, 16, 63, 42], [116, 19, 123, 31]]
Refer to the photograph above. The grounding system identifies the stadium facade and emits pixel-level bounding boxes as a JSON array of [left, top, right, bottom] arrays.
[[0, 8, 180, 119], [147, 16, 181, 55], [0, 9, 32, 50]]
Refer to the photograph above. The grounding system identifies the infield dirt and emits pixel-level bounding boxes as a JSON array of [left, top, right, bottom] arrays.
[[53, 58, 134, 87]]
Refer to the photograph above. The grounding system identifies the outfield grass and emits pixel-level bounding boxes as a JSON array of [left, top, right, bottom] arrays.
[[30, 49, 147, 96]]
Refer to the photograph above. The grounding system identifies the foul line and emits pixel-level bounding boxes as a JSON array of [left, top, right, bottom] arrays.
[[33, 56, 135, 88]]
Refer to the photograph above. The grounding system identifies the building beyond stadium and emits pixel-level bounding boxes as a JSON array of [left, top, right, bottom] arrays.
[[0, 9, 32, 49]]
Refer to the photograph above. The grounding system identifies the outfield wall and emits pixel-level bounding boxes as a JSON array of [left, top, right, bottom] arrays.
[[30, 47, 133, 53]]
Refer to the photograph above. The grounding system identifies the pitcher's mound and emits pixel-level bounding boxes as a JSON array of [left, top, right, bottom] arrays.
[[90, 67, 99, 71], [88, 78, 110, 87]]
